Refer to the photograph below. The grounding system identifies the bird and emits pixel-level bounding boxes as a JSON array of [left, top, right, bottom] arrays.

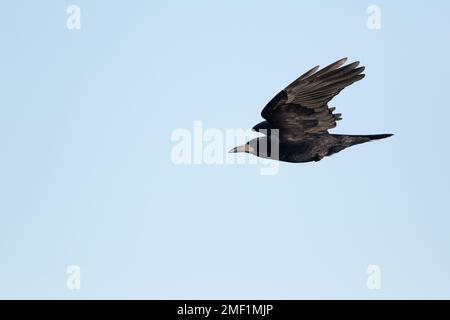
[[229, 58, 393, 163]]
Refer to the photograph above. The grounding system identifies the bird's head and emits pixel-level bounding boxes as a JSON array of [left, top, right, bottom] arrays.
[[228, 137, 273, 158], [228, 141, 256, 154]]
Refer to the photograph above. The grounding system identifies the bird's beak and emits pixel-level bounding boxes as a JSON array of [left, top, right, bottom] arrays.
[[228, 144, 254, 153]]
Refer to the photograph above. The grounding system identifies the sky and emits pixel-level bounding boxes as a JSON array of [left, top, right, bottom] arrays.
[[0, 0, 449, 299]]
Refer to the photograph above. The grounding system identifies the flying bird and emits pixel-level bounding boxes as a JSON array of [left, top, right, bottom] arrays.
[[229, 58, 393, 163]]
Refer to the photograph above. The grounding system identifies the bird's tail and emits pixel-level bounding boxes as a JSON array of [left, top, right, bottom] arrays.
[[333, 133, 393, 148], [361, 134, 394, 141]]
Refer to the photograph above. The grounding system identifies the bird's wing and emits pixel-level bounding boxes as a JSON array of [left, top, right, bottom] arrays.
[[261, 58, 365, 135]]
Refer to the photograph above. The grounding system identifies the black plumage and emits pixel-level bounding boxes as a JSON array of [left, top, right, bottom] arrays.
[[229, 58, 393, 163]]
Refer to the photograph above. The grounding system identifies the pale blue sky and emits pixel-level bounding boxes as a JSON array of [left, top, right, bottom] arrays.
[[0, 0, 449, 299]]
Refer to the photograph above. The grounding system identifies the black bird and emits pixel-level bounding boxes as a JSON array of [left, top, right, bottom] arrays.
[[229, 58, 393, 163]]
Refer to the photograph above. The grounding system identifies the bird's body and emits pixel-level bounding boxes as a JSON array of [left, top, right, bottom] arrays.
[[251, 133, 392, 163], [229, 58, 393, 163]]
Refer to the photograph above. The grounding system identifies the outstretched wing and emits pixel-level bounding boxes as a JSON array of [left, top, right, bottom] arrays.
[[260, 58, 365, 135]]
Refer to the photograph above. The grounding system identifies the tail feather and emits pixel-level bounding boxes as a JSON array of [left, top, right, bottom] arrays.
[[331, 133, 393, 149], [334, 133, 394, 148], [363, 134, 394, 141]]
